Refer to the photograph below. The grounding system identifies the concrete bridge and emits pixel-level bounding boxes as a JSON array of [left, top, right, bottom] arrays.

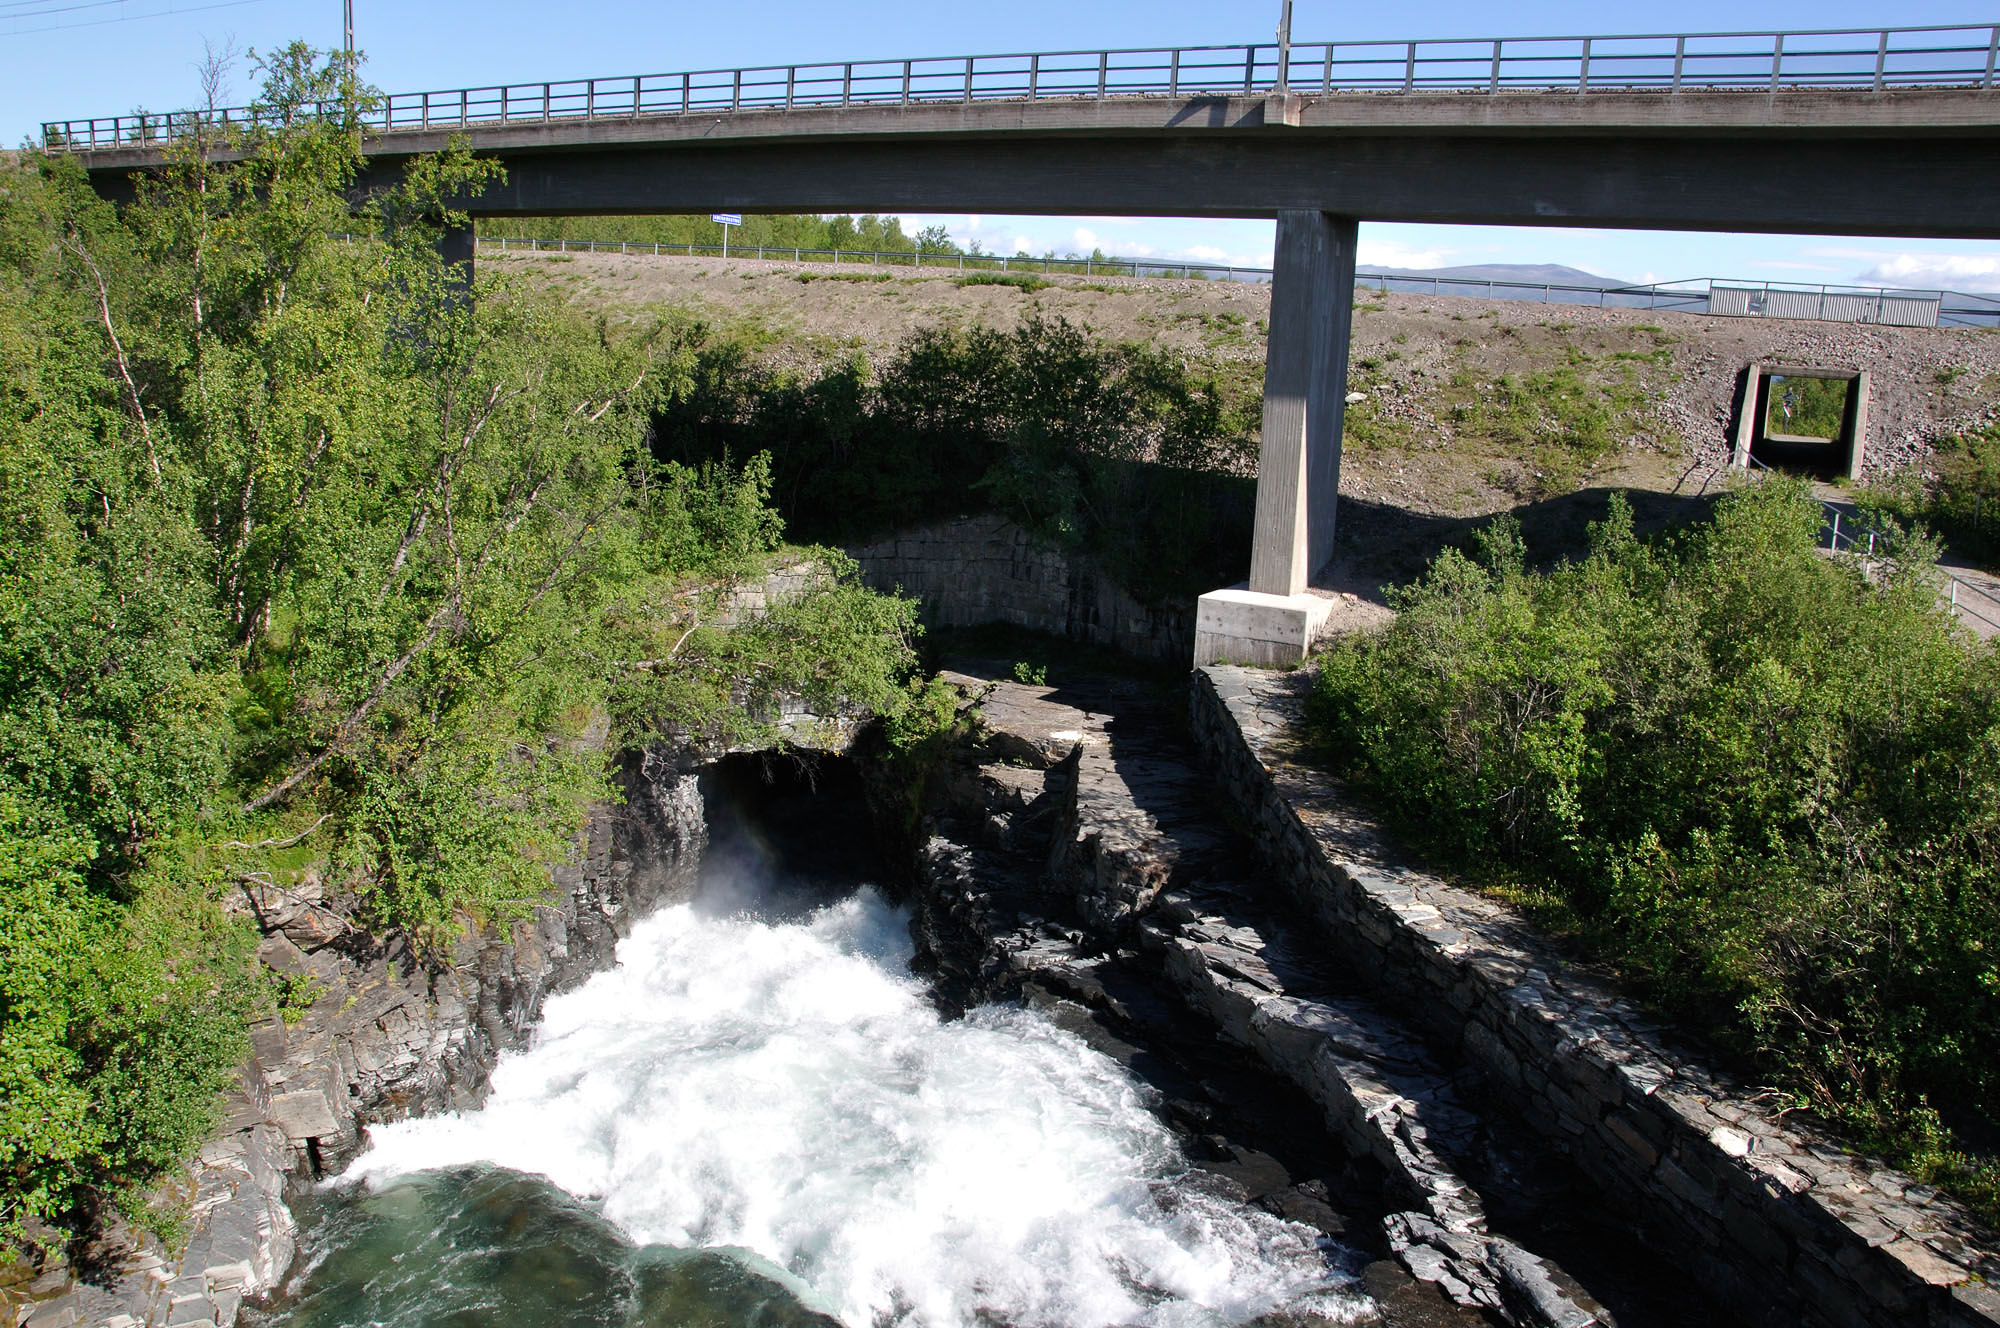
[[50, 23, 2000, 663]]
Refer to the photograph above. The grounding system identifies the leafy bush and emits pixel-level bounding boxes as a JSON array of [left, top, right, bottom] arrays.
[[1867, 420, 2000, 569], [1310, 479, 2000, 1217], [0, 797, 254, 1240], [654, 313, 1258, 603], [0, 43, 928, 1242]]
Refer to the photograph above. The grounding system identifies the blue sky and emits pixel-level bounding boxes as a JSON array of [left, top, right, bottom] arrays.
[[7, 0, 1999, 291]]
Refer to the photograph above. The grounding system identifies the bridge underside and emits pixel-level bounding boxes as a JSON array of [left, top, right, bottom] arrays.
[[371, 129, 2000, 239], [80, 92, 2000, 664]]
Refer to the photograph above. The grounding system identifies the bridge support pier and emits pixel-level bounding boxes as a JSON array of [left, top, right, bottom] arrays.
[[439, 220, 476, 294], [1194, 211, 1356, 668]]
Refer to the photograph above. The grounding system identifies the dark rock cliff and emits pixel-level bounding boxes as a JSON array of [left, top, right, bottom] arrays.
[[18, 747, 709, 1328]]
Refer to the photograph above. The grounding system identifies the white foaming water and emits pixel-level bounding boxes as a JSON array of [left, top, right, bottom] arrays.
[[344, 890, 1362, 1328]]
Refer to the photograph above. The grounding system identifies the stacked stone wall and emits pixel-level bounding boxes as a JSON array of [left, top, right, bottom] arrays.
[[848, 514, 1188, 659], [1190, 664, 2000, 1328]]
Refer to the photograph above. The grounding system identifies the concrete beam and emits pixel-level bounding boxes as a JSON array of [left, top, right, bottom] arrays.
[[410, 132, 2000, 238], [1250, 211, 1355, 597], [82, 109, 2000, 237], [71, 89, 2000, 176], [1849, 371, 1871, 477], [1202, 210, 1356, 669]]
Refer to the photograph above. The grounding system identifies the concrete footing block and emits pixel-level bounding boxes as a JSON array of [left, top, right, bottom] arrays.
[[1193, 586, 1332, 668]]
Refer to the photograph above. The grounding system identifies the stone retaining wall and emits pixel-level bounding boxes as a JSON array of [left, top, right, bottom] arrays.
[[849, 514, 1188, 659], [1190, 664, 2000, 1328]]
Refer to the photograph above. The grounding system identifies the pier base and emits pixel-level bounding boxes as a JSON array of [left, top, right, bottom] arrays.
[[1192, 587, 1333, 668]]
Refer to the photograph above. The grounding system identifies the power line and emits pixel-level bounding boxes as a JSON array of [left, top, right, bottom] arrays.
[[0, 0, 271, 38]]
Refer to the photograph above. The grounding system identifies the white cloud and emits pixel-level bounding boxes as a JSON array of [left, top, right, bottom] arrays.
[[1802, 246, 1902, 260], [965, 214, 983, 230], [1754, 260, 1842, 273], [1163, 244, 1273, 268], [1859, 253, 2000, 292], [1357, 239, 1452, 270], [1012, 235, 1038, 255], [1073, 227, 1099, 251]]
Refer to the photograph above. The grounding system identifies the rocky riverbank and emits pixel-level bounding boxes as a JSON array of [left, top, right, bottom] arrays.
[[1190, 664, 2000, 1328], [890, 661, 1705, 1328], [9, 749, 710, 1328]]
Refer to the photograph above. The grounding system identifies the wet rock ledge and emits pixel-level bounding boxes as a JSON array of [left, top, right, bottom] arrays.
[[1191, 663, 2000, 1328], [902, 665, 1622, 1328]]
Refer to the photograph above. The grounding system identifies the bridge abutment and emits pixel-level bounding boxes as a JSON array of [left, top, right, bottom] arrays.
[[1194, 210, 1355, 668]]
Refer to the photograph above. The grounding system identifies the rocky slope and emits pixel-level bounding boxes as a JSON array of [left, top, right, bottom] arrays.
[[493, 246, 2000, 503], [10, 748, 710, 1328], [890, 661, 1718, 1328]]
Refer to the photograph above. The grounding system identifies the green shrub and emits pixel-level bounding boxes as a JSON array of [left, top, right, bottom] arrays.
[[654, 313, 1258, 603], [0, 798, 254, 1241], [1867, 420, 2000, 569], [955, 273, 1051, 292], [1311, 479, 2000, 1218]]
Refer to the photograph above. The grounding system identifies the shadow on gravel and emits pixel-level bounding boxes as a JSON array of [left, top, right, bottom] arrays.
[[1323, 486, 1727, 605]]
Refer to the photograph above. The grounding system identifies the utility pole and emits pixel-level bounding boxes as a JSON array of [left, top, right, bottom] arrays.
[[343, 0, 354, 61], [1275, 0, 1293, 92]]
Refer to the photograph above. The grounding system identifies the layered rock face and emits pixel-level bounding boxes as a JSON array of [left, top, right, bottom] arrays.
[[849, 515, 1189, 660], [898, 664, 1626, 1328], [1190, 664, 2000, 1328], [18, 748, 708, 1328]]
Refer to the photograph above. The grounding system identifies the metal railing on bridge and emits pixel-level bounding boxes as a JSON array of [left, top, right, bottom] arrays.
[[41, 21, 2000, 153]]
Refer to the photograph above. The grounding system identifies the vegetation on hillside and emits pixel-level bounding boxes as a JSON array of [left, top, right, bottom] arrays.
[[1346, 335, 1678, 500], [653, 313, 1261, 603], [0, 47, 921, 1247], [1867, 419, 2000, 568], [486, 213, 1178, 276], [1308, 479, 2000, 1222], [490, 211, 958, 257]]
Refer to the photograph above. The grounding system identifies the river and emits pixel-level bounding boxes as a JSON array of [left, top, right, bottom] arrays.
[[250, 767, 1372, 1328]]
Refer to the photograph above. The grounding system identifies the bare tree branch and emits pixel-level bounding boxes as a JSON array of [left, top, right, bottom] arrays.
[[217, 812, 330, 851], [60, 233, 159, 487]]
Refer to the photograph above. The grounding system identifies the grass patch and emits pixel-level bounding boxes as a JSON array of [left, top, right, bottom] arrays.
[[1433, 349, 1673, 497], [794, 271, 894, 284], [956, 273, 1052, 293]]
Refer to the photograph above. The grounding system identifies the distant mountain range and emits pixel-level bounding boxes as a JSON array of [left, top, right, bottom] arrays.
[[1359, 262, 1632, 289]]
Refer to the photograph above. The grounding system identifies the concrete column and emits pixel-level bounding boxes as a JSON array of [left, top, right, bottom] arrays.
[[1193, 212, 1354, 668], [1250, 211, 1357, 596], [438, 220, 476, 294]]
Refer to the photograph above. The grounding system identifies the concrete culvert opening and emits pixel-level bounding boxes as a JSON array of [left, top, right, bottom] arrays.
[[694, 751, 887, 918], [1733, 362, 1870, 479]]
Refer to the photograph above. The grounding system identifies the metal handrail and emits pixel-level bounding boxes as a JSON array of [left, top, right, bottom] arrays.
[[40, 21, 2000, 152]]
